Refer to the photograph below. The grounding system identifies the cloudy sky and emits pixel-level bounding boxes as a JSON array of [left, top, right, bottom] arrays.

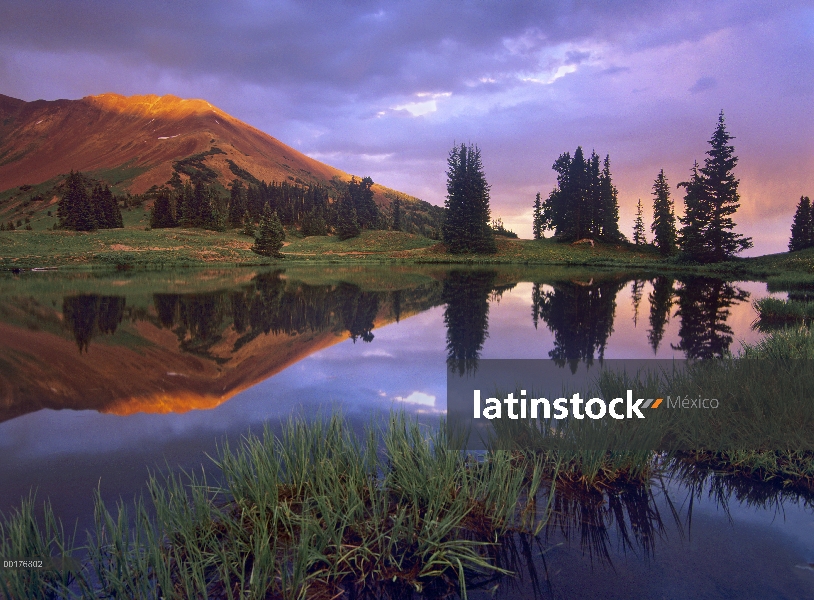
[[2, 0, 812, 253]]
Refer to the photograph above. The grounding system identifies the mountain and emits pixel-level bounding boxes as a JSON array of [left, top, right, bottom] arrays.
[[0, 92, 416, 205]]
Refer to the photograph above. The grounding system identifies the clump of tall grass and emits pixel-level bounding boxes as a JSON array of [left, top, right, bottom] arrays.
[[753, 297, 814, 324], [2, 414, 550, 599]]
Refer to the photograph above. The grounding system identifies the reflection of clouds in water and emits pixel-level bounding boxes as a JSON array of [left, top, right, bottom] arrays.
[[393, 391, 435, 407], [362, 348, 394, 358]]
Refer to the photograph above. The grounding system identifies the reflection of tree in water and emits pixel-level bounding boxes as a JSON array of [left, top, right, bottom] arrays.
[[149, 271, 442, 357], [531, 278, 625, 372], [62, 294, 126, 352], [631, 279, 645, 328], [671, 277, 749, 359], [647, 276, 674, 354], [443, 270, 498, 375]]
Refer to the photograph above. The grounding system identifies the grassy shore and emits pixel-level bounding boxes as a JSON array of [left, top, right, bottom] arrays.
[[3, 227, 814, 281]]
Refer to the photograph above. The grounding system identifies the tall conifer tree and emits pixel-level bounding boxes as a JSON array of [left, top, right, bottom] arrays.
[[443, 143, 496, 254], [532, 192, 543, 240], [336, 191, 361, 240], [678, 111, 752, 262], [632, 199, 646, 245], [789, 195, 813, 252], [651, 169, 676, 255]]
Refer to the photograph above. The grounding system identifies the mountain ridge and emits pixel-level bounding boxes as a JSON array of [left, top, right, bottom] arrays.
[[0, 92, 419, 207]]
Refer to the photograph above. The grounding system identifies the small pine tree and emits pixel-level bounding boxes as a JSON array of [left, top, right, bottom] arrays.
[[252, 205, 285, 257], [532, 192, 543, 240], [241, 210, 255, 237], [336, 191, 361, 240], [632, 199, 646, 245], [650, 169, 676, 255], [789, 196, 813, 252]]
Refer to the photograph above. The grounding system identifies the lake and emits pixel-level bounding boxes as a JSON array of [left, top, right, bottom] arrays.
[[1, 265, 812, 598]]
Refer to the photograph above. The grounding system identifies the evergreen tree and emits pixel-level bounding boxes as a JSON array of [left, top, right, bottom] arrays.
[[252, 205, 285, 257], [228, 180, 246, 229], [168, 171, 184, 191], [532, 192, 543, 239], [632, 199, 646, 245], [349, 176, 379, 229], [442, 143, 496, 254], [89, 183, 122, 229], [676, 161, 708, 260], [392, 198, 402, 231], [301, 207, 328, 236], [59, 171, 97, 231], [598, 155, 623, 241], [150, 188, 177, 228], [241, 210, 255, 237], [789, 195, 813, 252], [678, 111, 752, 262], [177, 181, 194, 226], [336, 191, 361, 240], [539, 148, 622, 242], [650, 169, 676, 255]]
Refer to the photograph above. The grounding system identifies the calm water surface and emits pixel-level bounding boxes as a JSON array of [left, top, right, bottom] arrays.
[[0, 266, 811, 598]]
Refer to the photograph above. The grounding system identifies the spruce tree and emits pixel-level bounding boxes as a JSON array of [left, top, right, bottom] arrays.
[[336, 191, 361, 240], [598, 156, 623, 241], [228, 180, 246, 229], [349, 176, 378, 229], [442, 143, 495, 254], [678, 111, 752, 262], [150, 188, 177, 228], [252, 204, 285, 257], [539, 149, 622, 242], [677, 161, 709, 261], [632, 199, 646, 245], [59, 171, 97, 231], [789, 195, 812, 252], [651, 169, 676, 255], [241, 210, 255, 237], [532, 192, 543, 240]]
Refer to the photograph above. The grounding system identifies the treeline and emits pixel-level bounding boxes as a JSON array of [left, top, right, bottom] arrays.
[[57, 171, 124, 231], [149, 162, 444, 240], [533, 112, 756, 263]]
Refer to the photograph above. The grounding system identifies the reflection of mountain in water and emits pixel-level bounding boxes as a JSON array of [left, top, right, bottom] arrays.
[[1, 268, 757, 421], [531, 277, 625, 372], [0, 271, 444, 422]]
